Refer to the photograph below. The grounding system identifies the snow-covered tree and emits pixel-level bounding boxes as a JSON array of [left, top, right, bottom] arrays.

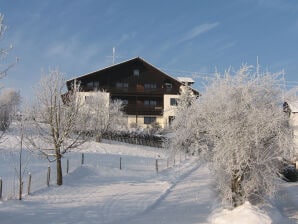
[[169, 84, 198, 155], [0, 13, 16, 79], [82, 91, 126, 142], [177, 84, 198, 109], [172, 65, 294, 207], [108, 99, 126, 131], [0, 13, 18, 136], [29, 69, 90, 185], [0, 89, 21, 131]]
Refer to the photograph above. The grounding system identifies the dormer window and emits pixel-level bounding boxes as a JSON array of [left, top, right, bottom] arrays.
[[133, 69, 140, 76]]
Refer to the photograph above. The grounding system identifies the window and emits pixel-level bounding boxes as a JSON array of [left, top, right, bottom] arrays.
[[94, 81, 99, 89], [116, 82, 128, 88], [144, 100, 157, 106], [169, 116, 175, 125], [86, 81, 100, 90], [165, 82, 172, 89], [122, 99, 128, 105], [85, 95, 94, 104], [133, 69, 140, 76], [170, 98, 178, 106], [144, 116, 156, 124], [144, 83, 157, 89], [86, 82, 93, 89]]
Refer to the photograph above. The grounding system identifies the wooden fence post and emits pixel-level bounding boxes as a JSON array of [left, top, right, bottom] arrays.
[[67, 159, 69, 174], [0, 178, 2, 200], [47, 166, 51, 187], [155, 159, 158, 173], [120, 157, 122, 170], [27, 173, 32, 195], [19, 181, 23, 200], [81, 153, 85, 165]]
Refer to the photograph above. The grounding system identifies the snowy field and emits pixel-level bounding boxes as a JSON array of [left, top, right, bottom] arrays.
[[0, 132, 298, 223]]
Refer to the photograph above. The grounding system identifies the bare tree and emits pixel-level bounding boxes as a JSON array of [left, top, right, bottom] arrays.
[[172, 65, 295, 207], [28, 69, 89, 185]]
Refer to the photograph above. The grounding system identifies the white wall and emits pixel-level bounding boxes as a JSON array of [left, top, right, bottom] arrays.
[[163, 94, 179, 127], [290, 112, 298, 157], [77, 92, 181, 129]]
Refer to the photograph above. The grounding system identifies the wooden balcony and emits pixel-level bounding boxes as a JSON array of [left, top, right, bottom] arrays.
[[80, 85, 177, 95], [124, 104, 163, 115]]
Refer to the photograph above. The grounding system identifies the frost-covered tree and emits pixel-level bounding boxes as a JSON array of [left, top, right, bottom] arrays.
[[177, 84, 198, 109], [82, 91, 125, 142], [29, 69, 90, 185], [0, 89, 21, 131], [169, 84, 198, 155], [0, 13, 16, 79], [108, 99, 126, 131], [172, 65, 294, 207], [0, 14, 18, 136]]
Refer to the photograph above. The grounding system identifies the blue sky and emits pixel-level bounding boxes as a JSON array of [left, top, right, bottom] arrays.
[[1, 0, 298, 99]]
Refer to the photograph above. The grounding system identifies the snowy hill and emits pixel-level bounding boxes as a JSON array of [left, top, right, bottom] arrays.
[[0, 135, 297, 223]]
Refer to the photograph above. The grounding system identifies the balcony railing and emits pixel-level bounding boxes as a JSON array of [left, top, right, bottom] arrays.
[[80, 86, 177, 95]]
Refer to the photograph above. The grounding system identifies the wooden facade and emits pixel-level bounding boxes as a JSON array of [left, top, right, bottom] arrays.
[[66, 57, 199, 127]]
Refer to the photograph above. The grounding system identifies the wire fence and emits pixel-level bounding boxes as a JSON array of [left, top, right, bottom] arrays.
[[0, 149, 188, 201]]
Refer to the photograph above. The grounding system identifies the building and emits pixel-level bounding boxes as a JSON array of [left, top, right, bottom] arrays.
[[66, 57, 199, 128], [284, 101, 298, 159]]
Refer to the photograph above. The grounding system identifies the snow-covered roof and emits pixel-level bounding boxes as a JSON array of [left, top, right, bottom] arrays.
[[285, 101, 298, 113], [177, 77, 195, 84]]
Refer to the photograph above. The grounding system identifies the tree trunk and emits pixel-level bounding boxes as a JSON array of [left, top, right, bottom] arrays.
[[95, 133, 102, 142], [56, 153, 63, 185], [231, 172, 244, 207]]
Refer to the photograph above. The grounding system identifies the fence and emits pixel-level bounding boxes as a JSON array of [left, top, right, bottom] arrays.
[[102, 132, 166, 148], [0, 150, 188, 201]]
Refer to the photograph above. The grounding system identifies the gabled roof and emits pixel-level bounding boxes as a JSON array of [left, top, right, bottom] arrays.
[[67, 57, 200, 95]]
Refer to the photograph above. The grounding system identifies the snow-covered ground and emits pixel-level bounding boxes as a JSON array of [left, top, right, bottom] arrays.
[[0, 132, 297, 223]]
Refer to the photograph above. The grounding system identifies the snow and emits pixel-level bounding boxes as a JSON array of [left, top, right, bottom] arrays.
[[0, 131, 297, 223], [209, 202, 272, 224]]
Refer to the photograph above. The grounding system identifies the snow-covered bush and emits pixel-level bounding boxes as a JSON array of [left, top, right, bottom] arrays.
[[172, 65, 295, 207]]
